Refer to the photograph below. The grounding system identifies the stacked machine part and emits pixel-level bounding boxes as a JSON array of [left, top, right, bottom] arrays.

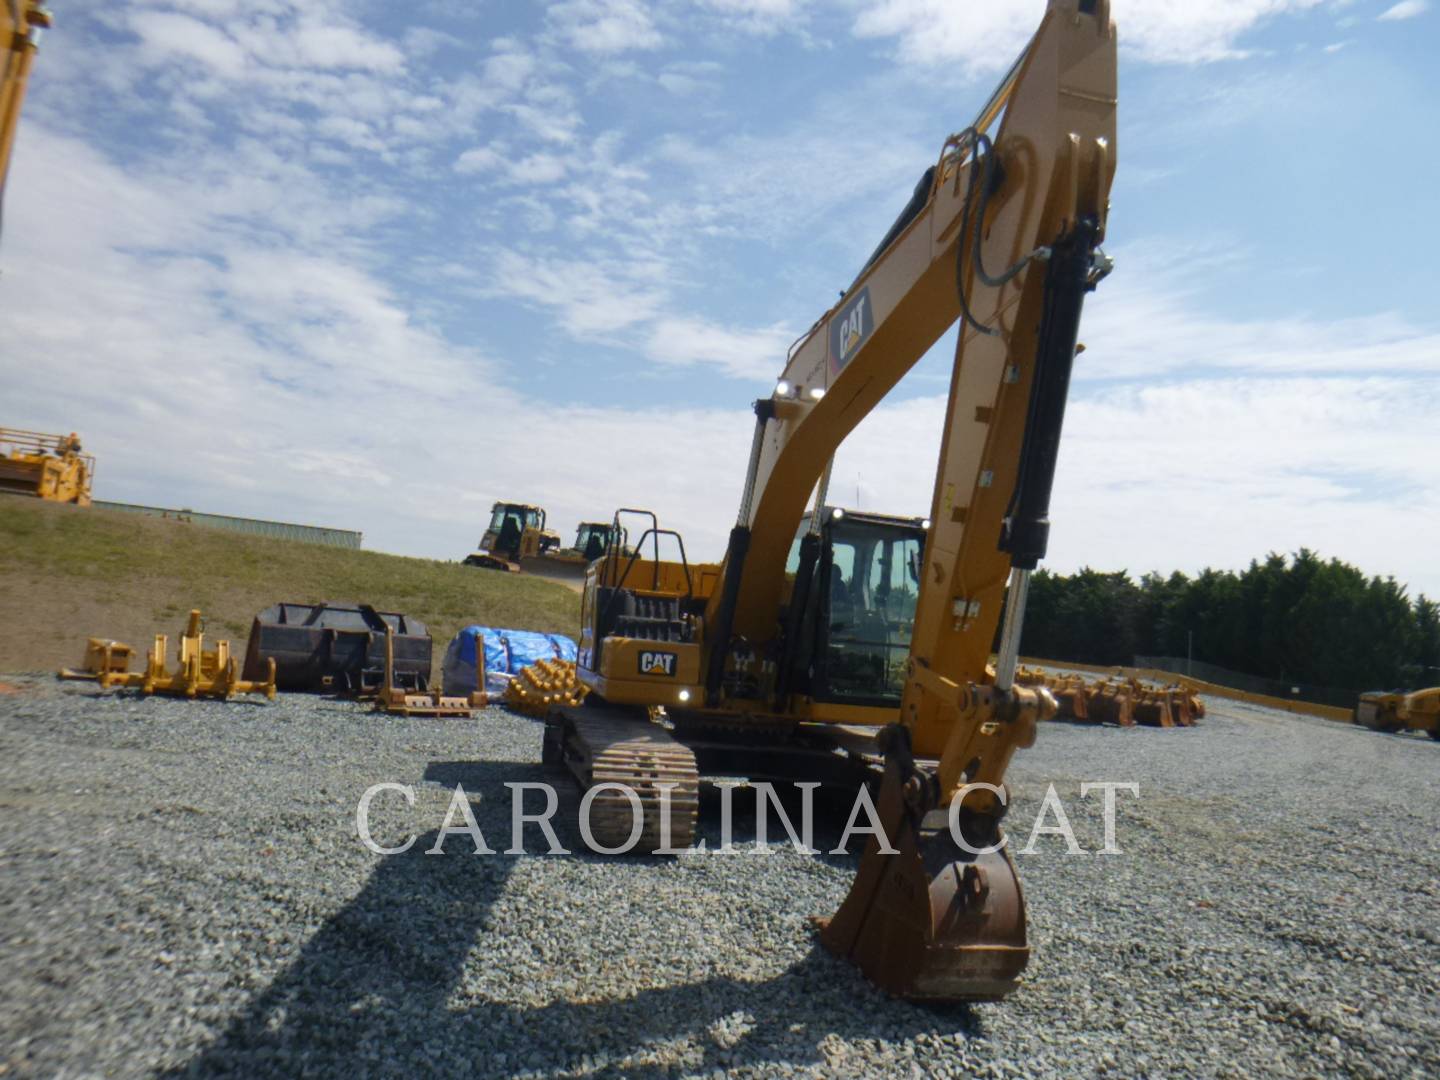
[[1016, 666, 1203, 727], [504, 658, 589, 717]]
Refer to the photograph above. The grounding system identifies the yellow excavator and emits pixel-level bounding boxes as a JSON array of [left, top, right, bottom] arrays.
[[544, 0, 1116, 1003], [1, 1, 51, 242]]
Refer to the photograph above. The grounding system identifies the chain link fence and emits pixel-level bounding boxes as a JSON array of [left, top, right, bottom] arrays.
[[1133, 656, 1359, 710]]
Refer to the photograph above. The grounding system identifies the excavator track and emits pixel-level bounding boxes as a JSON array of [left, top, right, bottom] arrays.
[[544, 705, 699, 852]]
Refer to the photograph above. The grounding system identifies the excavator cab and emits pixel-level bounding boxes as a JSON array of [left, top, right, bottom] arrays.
[[781, 510, 926, 708]]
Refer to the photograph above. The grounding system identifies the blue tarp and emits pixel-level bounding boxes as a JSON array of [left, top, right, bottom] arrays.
[[442, 625, 578, 697]]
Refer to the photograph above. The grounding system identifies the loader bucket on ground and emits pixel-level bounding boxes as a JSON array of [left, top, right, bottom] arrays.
[[819, 729, 1028, 1002], [242, 601, 431, 694]]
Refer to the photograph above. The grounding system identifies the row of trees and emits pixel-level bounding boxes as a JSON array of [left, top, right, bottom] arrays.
[[1018, 550, 1440, 692]]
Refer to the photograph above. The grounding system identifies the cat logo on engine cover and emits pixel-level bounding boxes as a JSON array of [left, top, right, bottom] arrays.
[[638, 650, 678, 676]]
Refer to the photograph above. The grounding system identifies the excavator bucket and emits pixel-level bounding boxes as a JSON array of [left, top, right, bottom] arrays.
[[819, 730, 1028, 1002]]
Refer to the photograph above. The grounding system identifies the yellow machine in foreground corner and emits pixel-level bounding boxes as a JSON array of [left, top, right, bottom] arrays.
[[1355, 688, 1440, 739], [1, 1, 52, 235], [0, 428, 93, 504], [544, 0, 1117, 1004]]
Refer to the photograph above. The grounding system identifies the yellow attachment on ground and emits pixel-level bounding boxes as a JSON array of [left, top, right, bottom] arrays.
[[0, 429, 94, 505], [99, 610, 276, 700], [376, 627, 473, 717], [505, 658, 589, 718], [58, 638, 135, 681]]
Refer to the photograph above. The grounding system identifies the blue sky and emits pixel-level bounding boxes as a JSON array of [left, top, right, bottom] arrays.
[[3, 0, 1438, 597]]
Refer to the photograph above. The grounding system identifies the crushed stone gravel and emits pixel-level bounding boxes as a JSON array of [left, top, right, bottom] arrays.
[[1, 674, 1437, 1078]]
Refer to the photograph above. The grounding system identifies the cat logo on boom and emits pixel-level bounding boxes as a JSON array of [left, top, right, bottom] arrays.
[[637, 650, 678, 676], [829, 286, 873, 376]]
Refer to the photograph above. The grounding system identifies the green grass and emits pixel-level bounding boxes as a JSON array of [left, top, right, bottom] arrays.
[[0, 498, 581, 674]]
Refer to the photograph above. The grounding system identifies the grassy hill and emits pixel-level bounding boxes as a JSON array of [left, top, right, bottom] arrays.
[[0, 498, 581, 675]]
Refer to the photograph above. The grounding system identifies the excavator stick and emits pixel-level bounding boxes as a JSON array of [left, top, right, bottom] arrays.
[[819, 727, 1028, 1001]]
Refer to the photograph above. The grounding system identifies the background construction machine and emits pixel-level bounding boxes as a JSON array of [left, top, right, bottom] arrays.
[[544, 0, 1117, 1005], [465, 502, 625, 584], [464, 502, 560, 571], [1355, 687, 1440, 738], [0, 428, 93, 504]]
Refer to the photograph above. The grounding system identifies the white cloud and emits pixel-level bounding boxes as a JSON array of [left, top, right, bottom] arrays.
[[0, 126, 752, 564], [489, 250, 668, 336], [1079, 242, 1440, 379], [1378, 1, 1428, 20], [645, 318, 794, 380], [546, 0, 664, 54], [128, 11, 249, 77], [286, 20, 406, 72], [851, 1, 1327, 72], [455, 147, 569, 185], [657, 60, 725, 96], [698, 0, 811, 35], [454, 146, 503, 174], [508, 153, 569, 184], [827, 371, 1440, 599]]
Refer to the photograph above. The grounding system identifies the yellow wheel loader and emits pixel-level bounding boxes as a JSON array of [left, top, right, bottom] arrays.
[[543, 0, 1118, 1004]]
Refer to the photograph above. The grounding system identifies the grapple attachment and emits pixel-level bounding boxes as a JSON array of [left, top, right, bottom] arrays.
[[819, 728, 1029, 1002]]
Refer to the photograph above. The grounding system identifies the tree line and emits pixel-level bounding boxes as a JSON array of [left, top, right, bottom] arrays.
[[1018, 550, 1440, 692]]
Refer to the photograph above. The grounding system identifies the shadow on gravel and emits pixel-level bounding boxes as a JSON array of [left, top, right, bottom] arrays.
[[163, 759, 980, 1078]]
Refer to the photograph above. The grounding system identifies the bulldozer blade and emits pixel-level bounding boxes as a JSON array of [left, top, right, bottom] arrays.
[[819, 733, 1028, 1002], [517, 554, 590, 586]]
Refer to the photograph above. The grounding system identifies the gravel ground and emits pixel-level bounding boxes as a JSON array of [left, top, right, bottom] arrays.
[[1, 675, 1437, 1078]]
